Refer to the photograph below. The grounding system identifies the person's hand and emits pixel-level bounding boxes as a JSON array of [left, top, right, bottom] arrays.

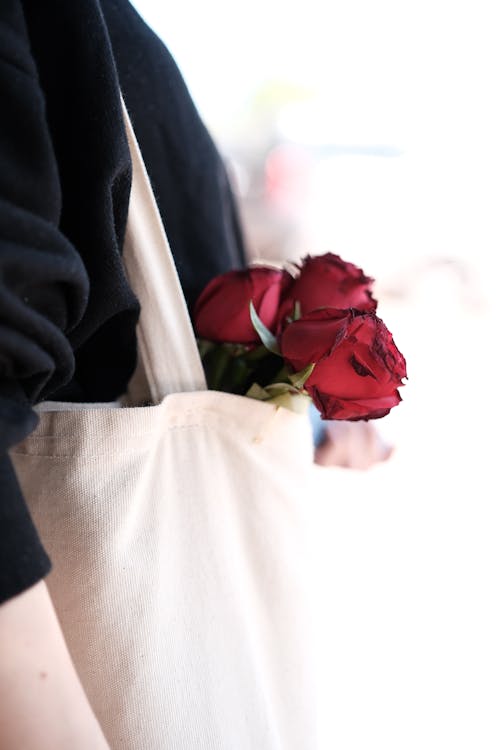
[[314, 420, 393, 469]]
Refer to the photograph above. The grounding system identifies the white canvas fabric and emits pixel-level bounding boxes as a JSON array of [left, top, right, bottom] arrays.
[[9, 100, 318, 749]]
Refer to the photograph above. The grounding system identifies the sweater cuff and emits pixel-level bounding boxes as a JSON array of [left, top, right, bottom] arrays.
[[0, 452, 52, 605], [0, 388, 51, 605]]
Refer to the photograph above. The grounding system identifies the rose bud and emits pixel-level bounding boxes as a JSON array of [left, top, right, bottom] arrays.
[[280, 253, 377, 323], [280, 308, 407, 421], [194, 267, 293, 345]]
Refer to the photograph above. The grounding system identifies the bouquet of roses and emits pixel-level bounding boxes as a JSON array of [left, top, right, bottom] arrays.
[[193, 253, 407, 421]]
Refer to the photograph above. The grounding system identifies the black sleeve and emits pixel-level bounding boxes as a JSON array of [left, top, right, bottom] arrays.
[[0, 2, 89, 604], [100, 0, 248, 311]]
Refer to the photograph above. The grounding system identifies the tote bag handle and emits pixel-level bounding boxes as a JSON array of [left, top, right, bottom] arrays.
[[120, 96, 207, 405]]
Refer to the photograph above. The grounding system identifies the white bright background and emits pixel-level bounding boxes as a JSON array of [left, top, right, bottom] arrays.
[[133, 2, 499, 747]]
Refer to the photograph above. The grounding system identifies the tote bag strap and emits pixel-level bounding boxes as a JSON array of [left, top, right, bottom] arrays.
[[120, 96, 207, 405]]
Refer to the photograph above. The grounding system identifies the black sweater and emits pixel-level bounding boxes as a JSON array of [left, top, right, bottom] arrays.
[[0, 0, 246, 604]]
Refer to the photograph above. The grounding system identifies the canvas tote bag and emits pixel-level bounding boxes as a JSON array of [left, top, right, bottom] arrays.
[[9, 99, 318, 749]]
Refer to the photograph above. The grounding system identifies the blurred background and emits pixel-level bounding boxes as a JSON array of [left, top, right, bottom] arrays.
[[134, 2, 499, 747]]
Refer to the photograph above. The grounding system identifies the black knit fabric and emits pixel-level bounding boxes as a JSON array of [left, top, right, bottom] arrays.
[[0, 0, 246, 604]]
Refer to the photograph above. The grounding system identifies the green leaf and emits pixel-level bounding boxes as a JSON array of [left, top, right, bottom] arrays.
[[197, 339, 215, 359], [288, 363, 315, 390], [262, 382, 300, 395], [247, 382, 300, 399], [245, 381, 312, 414], [246, 382, 271, 401], [227, 355, 252, 392], [249, 302, 280, 355], [228, 343, 253, 358], [292, 300, 302, 321], [266, 391, 312, 414], [245, 344, 272, 362]]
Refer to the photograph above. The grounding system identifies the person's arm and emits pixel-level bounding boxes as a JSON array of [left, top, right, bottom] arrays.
[[0, 580, 110, 750]]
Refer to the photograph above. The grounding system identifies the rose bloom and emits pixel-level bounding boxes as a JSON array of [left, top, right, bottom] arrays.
[[280, 253, 377, 323], [194, 267, 292, 345], [280, 308, 407, 421]]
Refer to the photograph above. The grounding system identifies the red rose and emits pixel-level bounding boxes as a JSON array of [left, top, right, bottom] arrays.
[[194, 267, 293, 345], [280, 308, 406, 421], [280, 253, 377, 323]]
